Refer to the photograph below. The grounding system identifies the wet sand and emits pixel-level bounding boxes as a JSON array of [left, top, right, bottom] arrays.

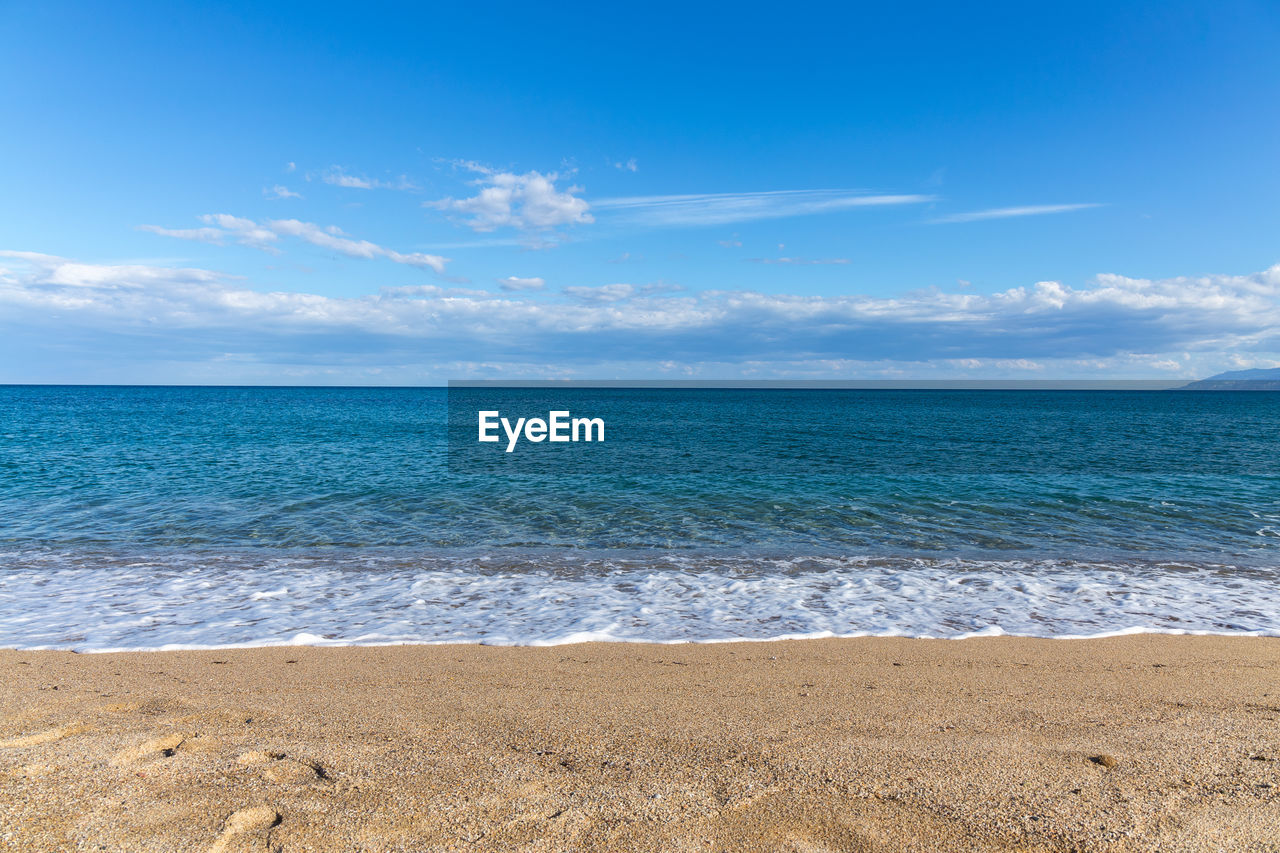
[[1, 635, 1277, 851]]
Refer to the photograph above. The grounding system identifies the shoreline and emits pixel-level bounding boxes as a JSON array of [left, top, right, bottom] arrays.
[[8, 623, 1280, 655], [3, 635, 1278, 851], [7, 554, 1279, 650]]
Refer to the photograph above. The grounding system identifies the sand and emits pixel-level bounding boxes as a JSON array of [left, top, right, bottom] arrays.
[[1, 635, 1277, 851]]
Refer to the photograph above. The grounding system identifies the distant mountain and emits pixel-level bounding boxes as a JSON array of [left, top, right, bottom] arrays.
[[1182, 367, 1280, 390]]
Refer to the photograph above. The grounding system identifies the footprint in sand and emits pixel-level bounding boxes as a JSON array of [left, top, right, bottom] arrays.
[[101, 701, 142, 713], [206, 805, 280, 853], [236, 749, 326, 783], [0, 724, 91, 748], [109, 733, 186, 766]]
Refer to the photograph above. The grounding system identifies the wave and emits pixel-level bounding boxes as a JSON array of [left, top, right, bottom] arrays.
[[1, 548, 1276, 651]]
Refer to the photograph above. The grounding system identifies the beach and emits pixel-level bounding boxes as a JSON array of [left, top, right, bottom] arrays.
[[8, 0, 1280, 848], [2, 634, 1277, 851]]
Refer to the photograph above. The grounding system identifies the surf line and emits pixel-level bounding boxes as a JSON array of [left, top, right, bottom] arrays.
[[478, 410, 605, 452]]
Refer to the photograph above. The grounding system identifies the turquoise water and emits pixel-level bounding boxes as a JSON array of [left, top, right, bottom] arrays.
[[1, 385, 1278, 649]]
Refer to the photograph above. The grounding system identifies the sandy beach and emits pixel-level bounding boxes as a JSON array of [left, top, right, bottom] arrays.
[[1, 635, 1277, 851]]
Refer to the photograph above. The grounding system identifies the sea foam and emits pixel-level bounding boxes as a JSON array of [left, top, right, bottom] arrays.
[[0, 549, 1275, 652]]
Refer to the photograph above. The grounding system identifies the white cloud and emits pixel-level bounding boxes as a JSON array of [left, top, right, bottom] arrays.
[[593, 190, 934, 227], [380, 284, 502, 300], [498, 276, 546, 292], [614, 158, 638, 172], [562, 283, 634, 302], [322, 166, 417, 191], [264, 185, 302, 200], [268, 219, 447, 272], [136, 225, 231, 246], [198, 214, 282, 251], [928, 203, 1103, 224], [327, 170, 372, 189], [286, 162, 296, 172], [637, 282, 683, 295], [428, 164, 593, 232], [748, 257, 851, 265], [430, 165, 930, 235], [4, 252, 1280, 378], [139, 215, 283, 252], [140, 215, 447, 273], [419, 236, 541, 250], [266, 219, 385, 257], [0, 251, 227, 300]]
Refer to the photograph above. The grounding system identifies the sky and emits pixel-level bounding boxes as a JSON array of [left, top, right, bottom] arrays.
[[2, 0, 1279, 383]]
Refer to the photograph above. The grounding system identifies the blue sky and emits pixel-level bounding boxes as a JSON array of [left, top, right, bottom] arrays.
[[2, 0, 1279, 382]]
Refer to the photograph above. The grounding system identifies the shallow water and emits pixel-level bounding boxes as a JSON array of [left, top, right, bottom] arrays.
[[1, 386, 1277, 650]]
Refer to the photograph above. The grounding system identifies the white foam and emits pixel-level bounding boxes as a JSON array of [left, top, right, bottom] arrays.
[[0, 550, 1276, 652]]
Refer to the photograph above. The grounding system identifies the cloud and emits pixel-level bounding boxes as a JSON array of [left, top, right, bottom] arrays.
[[264, 185, 302, 200], [562, 283, 634, 302], [593, 190, 934, 227], [928, 203, 1103, 224], [139, 215, 281, 252], [0, 252, 227, 292], [325, 169, 373, 189], [718, 236, 743, 248], [322, 166, 417, 191], [201, 214, 283, 251], [3, 252, 1279, 379], [419, 236, 542, 250], [614, 158, 638, 172], [498, 276, 546, 292], [748, 257, 851, 265], [137, 225, 231, 246], [286, 162, 296, 172], [427, 164, 593, 232], [428, 165, 926, 235], [637, 282, 684, 295], [139, 215, 447, 273], [268, 219, 447, 272], [380, 284, 501, 300]]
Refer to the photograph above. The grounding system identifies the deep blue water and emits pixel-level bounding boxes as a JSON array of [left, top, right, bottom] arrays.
[[0, 385, 1277, 649]]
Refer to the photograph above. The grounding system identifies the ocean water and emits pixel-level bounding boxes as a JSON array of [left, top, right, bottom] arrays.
[[1, 385, 1278, 650]]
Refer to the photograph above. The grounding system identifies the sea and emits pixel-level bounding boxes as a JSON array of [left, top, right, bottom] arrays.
[[1, 384, 1278, 651]]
